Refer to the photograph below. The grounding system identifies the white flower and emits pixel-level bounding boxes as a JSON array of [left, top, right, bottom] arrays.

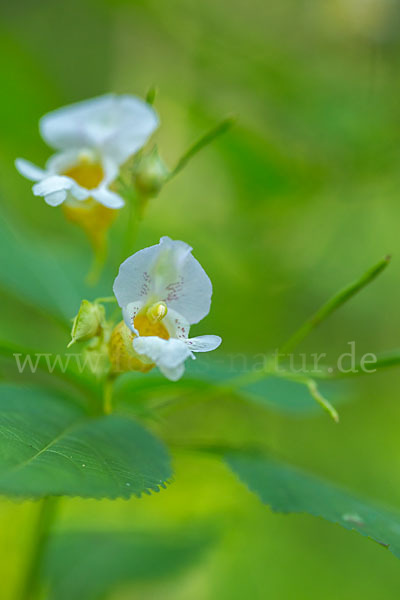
[[15, 94, 159, 209], [113, 236, 222, 381]]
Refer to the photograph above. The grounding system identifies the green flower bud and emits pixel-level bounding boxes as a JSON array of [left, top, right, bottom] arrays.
[[133, 147, 170, 198], [68, 300, 105, 348]]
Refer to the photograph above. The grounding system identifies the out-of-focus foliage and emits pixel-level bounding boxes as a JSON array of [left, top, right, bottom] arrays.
[[44, 527, 217, 600], [2, 0, 400, 599]]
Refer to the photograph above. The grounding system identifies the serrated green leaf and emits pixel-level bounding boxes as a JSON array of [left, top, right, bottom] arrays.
[[0, 385, 171, 498], [226, 453, 400, 558], [44, 527, 216, 600]]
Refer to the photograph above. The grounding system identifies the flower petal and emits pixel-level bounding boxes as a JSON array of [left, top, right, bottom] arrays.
[[133, 336, 191, 382], [91, 187, 124, 209], [15, 158, 46, 182], [69, 183, 90, 202], [183, 335, 222, 352], [45, 149, 83, 174], [45, 150, 110, 203], [158, 363, 185, 382], [122, 301, 144, 334], [40, 94, 158, 164], [164, 308, 190, 340], [113, 236, 213, 324], [44, 190, 68, 207], [40, 95, 115, 150], [102, 95, 159, 165], [102, 156, 120, 186], [32, 175, 73, 197]]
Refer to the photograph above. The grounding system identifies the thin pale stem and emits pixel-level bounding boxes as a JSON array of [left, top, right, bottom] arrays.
[[280, 256, 391, 355], [208, 359, 341, 422], [305, 379, 339, 423], [19, 496, 59, 600], [168, 116, 235, 180], [145, 86, 157, 105]]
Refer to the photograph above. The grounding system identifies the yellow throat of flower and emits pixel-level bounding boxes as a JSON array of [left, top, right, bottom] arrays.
[[109, 303, 170, 375], [61, 157, 116, 252], [64, 155, 104, 190]]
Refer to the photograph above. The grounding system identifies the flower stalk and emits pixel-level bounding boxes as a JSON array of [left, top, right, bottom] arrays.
[[103, 375, 115, 415], [167, 116, 235, 181], [19, 496, 60, 600], [280, 255, 391, 355]]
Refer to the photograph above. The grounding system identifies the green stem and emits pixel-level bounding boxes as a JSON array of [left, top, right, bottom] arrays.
[[95, 297, 117, 304], [322, 348, 400, 379], [168, 116, 235, 180], [19, 496, 59, 600], [219, 356, 278, 391], [280, 255, 391, 355], [103, 375, 115, 414], [212, 359, 341, 421], [305, 379, 339, 423], [145, 85, 157, 105], [121, 199, 140, 263], [86, 238, 108, 287]]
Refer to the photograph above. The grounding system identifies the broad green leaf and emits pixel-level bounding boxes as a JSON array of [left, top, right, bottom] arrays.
[[0, 385, 171, 498], [226, 453, 400, 558], [44, 527, 216, 600]]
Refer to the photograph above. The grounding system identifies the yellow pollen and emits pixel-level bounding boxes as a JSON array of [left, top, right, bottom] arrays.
[[64, 161, 104, 190], [146, 301, 168, 324]]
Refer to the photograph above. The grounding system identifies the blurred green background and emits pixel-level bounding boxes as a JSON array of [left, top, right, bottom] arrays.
[[2, 0, 400, 597]]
